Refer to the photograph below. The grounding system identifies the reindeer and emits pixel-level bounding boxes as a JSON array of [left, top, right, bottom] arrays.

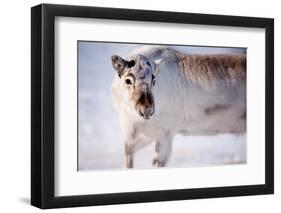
[[110, 46, 246, 168]]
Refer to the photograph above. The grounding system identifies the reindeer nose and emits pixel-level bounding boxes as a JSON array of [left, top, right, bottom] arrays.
[[139, 106, 154, 119]]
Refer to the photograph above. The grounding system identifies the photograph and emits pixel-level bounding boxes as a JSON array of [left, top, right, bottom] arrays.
[[78, 42, 247, 171], [30, 3, 274, 209]]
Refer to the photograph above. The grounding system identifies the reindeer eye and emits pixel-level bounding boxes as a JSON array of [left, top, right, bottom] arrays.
[[127, 60, 135, 68], [125, 79, 132, 85]]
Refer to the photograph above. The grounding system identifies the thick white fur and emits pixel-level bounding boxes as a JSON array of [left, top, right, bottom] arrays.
[[111, 46, 246, 168]]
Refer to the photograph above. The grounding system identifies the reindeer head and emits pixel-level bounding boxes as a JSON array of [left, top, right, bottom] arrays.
[[111, 54, 161, 119]]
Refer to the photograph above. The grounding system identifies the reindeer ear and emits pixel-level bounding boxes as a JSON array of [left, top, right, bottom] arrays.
[[111, 55, 127, 77], [152, 59, 163, 76]]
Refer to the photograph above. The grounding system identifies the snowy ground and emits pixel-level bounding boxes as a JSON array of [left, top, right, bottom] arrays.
[[78, 42, 246, 171]]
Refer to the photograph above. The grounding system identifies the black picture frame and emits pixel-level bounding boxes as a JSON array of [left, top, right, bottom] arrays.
[[31, 3, 274, 209]]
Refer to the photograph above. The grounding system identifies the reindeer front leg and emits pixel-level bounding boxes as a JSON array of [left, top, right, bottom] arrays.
[[120, 114, 152, 168], [124, 135, 153, 168], [152, 134, 173, 167], [123, 128, 137, 168], [124, 142, 134, 168], [120, 113, 138, 168]]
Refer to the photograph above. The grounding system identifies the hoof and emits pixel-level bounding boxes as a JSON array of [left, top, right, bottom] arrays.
[[152, 158, 165, 167]]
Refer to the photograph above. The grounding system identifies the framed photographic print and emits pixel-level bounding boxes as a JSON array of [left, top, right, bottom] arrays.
[[31, 3, 274, 209]]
